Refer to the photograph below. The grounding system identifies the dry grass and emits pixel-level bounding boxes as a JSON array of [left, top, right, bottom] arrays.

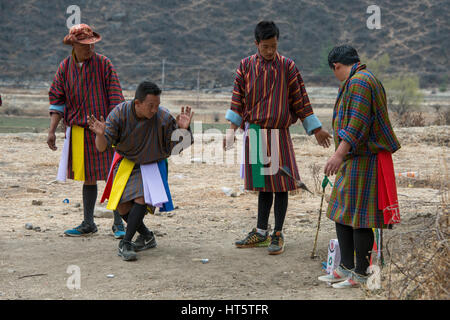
[[308, 163, 323, 195], [382, 152, 449, 300]]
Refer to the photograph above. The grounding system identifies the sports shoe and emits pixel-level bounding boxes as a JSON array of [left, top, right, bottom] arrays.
[[318, 265, 353, 283], [64, 221, 97, 237], [268, 231, 285, 255], [118, 239, 137, 261], [146, 206, 155, 215], [332, 271, 368, 289], [133, 231, 157, 251], [235, 228, 271, 248], [112, 224, 126, 239]]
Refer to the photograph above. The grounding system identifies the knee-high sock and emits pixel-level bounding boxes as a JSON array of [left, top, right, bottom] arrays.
[[353, 228, 375, 276], [122, 209, 151, 237], [82, 184, 97, 226], [274, 192, 288, 232], [257, 192, 273, 230], [113, 210, 124, 226], [335, 222, 355, 270]]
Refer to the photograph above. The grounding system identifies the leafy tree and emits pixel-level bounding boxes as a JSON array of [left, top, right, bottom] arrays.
[[439, 75, 448, 92], [361, 53, 424, 126], [384, 74, 423, 117], [360, 53, 390, 81], [315, 41, 335, 76]]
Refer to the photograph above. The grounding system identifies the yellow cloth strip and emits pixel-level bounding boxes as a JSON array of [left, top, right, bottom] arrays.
[[71, 125, 85, 181], [106, 158, 135, 211]]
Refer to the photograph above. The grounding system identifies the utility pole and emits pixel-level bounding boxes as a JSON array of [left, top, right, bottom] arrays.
[[196, 70, 200, 108], [161, 58, 166, 91]]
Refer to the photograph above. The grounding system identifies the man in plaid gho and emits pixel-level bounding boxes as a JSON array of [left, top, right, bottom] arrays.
[[319, 45, 401, 288]]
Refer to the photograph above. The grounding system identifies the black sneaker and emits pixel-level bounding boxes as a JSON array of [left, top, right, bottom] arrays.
[[64, 221, 98, 237], [118, 240, 137, 261], [133, 231, 157, 251], [235, 228, 271, 248]]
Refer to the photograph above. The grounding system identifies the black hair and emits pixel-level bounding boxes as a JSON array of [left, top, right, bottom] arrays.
[[327, 45, 360, 69], [254, 21, 279, 43], [135, 81, 162, 101]]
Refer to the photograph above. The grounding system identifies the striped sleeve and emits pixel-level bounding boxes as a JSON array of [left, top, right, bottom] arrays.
[[48, 60, 67, 115], [104, 104, 122, 148], [227, 60, 246, 126], [104, 58, 125, 113], [338, 76, 372, 151], [288, 61, 314, 121]]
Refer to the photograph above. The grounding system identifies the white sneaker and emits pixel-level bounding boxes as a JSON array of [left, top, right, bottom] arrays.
[[318, 265, 352, 283], [332, 272, 368, 289]]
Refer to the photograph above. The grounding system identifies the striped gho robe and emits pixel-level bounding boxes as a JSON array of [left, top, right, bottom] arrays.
[[48, 51, 124, 181], [326, 62, 401, 229], [226, 52, 322, 192]]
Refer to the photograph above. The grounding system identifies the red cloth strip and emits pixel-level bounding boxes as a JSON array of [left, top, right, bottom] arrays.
[[377, 151, 400, 224], [100, 152, 123, 203]]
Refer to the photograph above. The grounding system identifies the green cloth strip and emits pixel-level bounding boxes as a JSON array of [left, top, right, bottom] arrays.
[[322, 175, 333, 190], [249, 123, 265, 188]]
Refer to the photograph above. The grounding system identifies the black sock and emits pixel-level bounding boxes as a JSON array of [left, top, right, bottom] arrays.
[[121, 211, 150, 236], [335, 222, 355, 270], [123, 203, 148, 242], [82, 184, 97, 226], [354, 228, 375, 276], [274, 192, 288, 232], [257, 192, 273, 230], [113, 210, 124, 226]]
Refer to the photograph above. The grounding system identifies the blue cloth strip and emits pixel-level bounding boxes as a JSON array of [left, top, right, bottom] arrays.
[[157, 159, 174, 212], [302, 114, 322, 135], [49, 104, 65, 113], [225, 109, 243, 127]]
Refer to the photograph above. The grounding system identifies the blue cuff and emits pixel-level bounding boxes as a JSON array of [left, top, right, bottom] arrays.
[[49, 104, 65, 113], [225, 109, 242, 127], [302, 114, 322, 136]]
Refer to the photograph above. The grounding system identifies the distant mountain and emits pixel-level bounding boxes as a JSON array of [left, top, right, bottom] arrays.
[[1, 0, 448, 89]]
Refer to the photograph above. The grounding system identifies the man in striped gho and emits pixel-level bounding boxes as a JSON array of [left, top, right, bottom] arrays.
[[47, 24, 126, 238], [224, 21, 332, 255]]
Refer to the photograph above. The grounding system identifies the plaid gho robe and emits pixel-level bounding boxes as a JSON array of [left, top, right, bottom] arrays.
[[326, 63, 401, 229], [49, 52, 124, 181]]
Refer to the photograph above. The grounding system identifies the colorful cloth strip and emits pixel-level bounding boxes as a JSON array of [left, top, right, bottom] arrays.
[[56, 125, 85, 181], [377, 151, 400, 224], [101, 153, 173, 211]]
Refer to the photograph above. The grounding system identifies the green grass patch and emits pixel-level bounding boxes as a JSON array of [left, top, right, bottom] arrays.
[[0, 116, 333, 134], [0, 116, 50, 133]]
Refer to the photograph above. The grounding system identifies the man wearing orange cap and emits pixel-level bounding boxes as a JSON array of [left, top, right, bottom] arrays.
[[48, 24, 126, 238]]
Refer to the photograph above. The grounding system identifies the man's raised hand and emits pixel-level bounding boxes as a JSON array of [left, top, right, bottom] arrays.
[[87, 114, 106, 136], [176, 106, 194, 129]]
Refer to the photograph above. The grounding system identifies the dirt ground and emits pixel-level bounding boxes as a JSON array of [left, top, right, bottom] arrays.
[[0, 124, 448, 300]]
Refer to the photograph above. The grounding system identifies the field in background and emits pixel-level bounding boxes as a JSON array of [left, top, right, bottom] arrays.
[[0, 87, 448, 133]]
